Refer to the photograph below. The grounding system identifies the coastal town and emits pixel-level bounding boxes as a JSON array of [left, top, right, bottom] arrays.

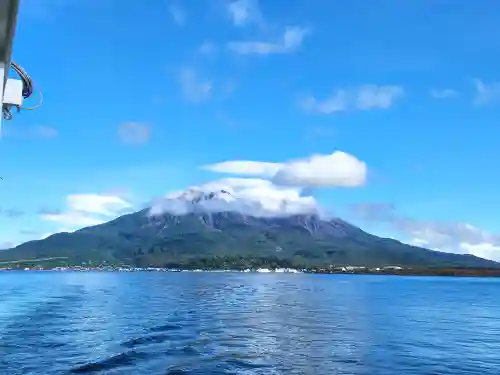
[[0, 263, 403, 273], [0, 264, 405, 274], [2, 264, 500, 277]]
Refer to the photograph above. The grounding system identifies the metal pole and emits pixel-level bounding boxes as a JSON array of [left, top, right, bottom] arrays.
[[0, 0, 20, 131]]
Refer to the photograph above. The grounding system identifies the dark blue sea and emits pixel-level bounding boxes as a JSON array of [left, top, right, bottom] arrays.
[[0, 272, 499, 374]]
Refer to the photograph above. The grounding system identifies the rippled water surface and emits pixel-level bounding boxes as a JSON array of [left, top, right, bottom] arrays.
[[1, 272, 499, 374]]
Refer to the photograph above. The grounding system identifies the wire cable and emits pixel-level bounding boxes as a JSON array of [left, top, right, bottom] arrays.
[[22, 87, 43, 110], [2, 61, 41, 120], [2, 107, 12, 120], [10, 61, 33, 99]]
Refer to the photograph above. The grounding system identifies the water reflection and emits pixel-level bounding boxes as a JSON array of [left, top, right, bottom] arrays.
[[0, 272, 499, 374]]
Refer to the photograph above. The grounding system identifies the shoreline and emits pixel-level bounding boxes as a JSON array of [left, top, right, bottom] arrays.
[[1, 266, 500, 277]]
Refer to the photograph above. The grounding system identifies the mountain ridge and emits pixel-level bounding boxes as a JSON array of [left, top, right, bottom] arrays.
[[0, 190, 497, 269]]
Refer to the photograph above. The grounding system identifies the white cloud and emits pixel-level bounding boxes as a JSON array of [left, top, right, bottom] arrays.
[[0, 242, 15, 250], [460, 242, 500, 262], [351, 203, 500, 261], [66, 194, 131, 216], [41, 211, 106, 227], [199, 41, 216, 55], [273, 152, 367, 188], [178, 68, 212, 102], [2, 125, 59, 139], [430, 88, 458, 99], [228, 26, 309, 55], [153, 151, 367, 219], [33, 125, 59, 138], [168, 3, 186, 26], [40, 194, 132, 229], [473, 79, 500, 105], [203, 151, 367, 188], [299, 85, 405, 115], [301, 85, 404, 114], [117, 122, 151, 145], [150, 177, 323, 218], [227, 0, 262, 26], [300, 91, 348, 114], [404, 222, 500, 261], [40, 232, 56, 240], [356, 85, 404, 110], [203, 160, 282, 177]]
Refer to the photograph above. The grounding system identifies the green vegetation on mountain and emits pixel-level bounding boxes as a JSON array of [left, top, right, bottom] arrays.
[[0, 208, 497, 269]]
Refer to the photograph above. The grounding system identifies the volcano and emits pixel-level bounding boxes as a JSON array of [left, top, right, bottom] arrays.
[[0, 190, 497, 268]]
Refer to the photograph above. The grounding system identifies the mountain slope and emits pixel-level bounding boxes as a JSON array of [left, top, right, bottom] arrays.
[[0, 191, 497, 268]]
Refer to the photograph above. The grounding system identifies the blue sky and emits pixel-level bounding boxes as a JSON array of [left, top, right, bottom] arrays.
[[1, 0, 500, 260]]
